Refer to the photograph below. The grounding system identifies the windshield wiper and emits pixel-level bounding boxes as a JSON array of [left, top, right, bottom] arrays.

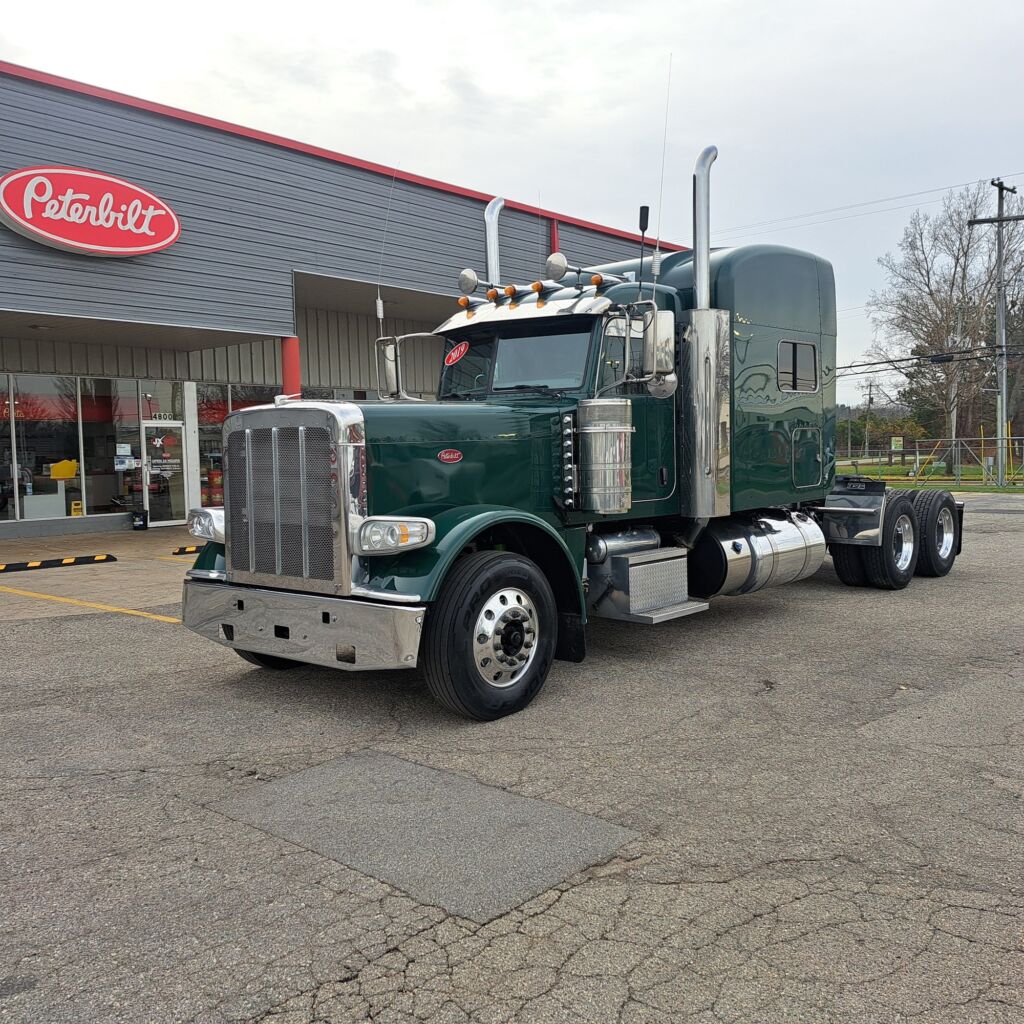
[[493, 384, 567, 398]]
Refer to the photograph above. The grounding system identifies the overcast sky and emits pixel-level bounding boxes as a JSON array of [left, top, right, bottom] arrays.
[[2, 0, 1022, 403]]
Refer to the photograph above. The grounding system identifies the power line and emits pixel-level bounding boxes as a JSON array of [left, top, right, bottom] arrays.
[[715, 171, 1024, 236]]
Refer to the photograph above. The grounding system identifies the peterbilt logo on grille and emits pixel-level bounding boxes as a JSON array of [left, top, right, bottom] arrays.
[[437, 449, 463, 464], [0, 166, 180, 256]]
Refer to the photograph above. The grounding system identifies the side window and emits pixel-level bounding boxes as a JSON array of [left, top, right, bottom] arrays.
[[778, 341, 818, 392]]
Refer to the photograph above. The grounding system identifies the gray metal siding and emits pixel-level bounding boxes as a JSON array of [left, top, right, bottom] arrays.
[[558, 222, 651, 269], [0, 73, 646, 338], [0, 307, 439, 392]]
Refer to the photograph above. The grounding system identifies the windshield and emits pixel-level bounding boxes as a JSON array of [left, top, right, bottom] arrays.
[[438, 318, 595, 400]]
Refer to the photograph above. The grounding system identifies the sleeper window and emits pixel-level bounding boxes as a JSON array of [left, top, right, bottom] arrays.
[[778, 341, 817, 392]]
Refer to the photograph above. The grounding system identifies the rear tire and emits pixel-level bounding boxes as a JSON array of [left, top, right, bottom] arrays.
[[863, 492, 919, 590], [235, 649, 303, 670], [911, 489, 959, 577], [421, 550, 557, 721], [830, 543, 869, 587]]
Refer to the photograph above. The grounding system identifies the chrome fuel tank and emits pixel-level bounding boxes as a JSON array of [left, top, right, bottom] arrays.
[[688, 511, 826, 599]]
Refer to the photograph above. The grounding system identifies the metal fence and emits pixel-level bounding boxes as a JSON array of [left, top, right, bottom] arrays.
[[836, 436, 1024, 486]]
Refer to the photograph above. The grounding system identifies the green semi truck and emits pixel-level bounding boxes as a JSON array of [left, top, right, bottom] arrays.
[[182, 146, 963, 720]]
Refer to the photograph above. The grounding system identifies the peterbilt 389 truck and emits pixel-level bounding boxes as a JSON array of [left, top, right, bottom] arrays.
[[182, 146, 963, 720]]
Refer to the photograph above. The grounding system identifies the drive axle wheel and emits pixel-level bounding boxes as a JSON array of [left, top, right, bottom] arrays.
[[830, 543, 868, 587], [910, 489, 959, 577], [863, 492, 918, 590], [422, 550, 557, 721]]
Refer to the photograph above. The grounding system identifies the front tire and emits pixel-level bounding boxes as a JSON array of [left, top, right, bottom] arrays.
[[911, 490, 959, 577], [863, 492, 919, 590], [422, 551, 557, 721]]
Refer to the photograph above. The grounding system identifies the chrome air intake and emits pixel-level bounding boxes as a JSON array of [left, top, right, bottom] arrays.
[[577, 398, 634, 515], [223, 401, 366, 596], [688, 512, 826, 599]]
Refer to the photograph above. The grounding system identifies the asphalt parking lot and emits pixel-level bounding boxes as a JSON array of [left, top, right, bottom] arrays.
[[1, 493, 1023, 1024]]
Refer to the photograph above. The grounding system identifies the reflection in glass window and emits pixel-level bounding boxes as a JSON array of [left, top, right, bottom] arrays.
[[13, 374, 82, 520], [0, 376, 14, 521], [80, 378, 143, 514], [198, 383, 229, 507], [139, 380, 184, 421], [230, 385, 278, 411], [778, 341, 818, 392]]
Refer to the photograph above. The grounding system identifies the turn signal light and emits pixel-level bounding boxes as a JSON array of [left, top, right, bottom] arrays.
[[486, 287, 499, 301], [590, 274, 604, 286]]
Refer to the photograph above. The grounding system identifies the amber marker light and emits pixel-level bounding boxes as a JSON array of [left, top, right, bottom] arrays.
[[530, 281, 543, 293], [504, 285, 517, 297], [590, 274, 604, 286], [457, 296, 470, 308], [486, 287, 499, 301]]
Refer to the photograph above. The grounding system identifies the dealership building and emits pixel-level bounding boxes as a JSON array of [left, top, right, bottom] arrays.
[[0, 61, 676, 537]]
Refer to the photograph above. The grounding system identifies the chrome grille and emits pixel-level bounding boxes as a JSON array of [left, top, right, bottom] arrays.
[[225, 423, 336, 585]]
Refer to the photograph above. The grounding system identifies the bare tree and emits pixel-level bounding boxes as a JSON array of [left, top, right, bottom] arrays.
[[867, 183, 1024, 438]]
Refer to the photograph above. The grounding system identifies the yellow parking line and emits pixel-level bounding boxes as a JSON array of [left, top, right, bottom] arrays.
[[0, 584, 181, 623], [155, 555, 190, 563]]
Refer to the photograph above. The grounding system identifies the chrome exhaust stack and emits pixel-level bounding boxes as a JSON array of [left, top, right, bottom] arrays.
[[484, 196, 505, 283], [680, 144, 731, 521], [692, 145, 717, 311]]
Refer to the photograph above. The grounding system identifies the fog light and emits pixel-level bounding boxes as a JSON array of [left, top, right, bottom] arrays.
[[355, 517, 435, 555]]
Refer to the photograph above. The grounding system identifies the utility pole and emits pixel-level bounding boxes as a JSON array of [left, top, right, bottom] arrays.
[[969, 181, 1022, 487], [862, 379, 873, 459]]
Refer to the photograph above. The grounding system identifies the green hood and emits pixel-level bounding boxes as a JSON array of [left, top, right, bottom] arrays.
[[359, 400, 568, 519]]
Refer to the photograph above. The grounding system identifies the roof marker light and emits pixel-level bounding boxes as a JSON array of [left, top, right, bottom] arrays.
[[530, 281, 543, 292], [503, 285, 517, 297], [486, 287, 499, 301], [457, 296, 471, 308], [591, 274, 604, 286]]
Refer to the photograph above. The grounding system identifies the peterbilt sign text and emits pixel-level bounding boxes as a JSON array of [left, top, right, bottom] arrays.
[[0, 166, 180, 256]]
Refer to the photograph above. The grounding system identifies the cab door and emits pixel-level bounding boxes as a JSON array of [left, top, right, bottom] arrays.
[[596, 318, 675, 504]]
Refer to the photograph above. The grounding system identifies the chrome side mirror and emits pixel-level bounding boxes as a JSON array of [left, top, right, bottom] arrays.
[[645, 311, 678, 398], [375, 334, 435, 401]]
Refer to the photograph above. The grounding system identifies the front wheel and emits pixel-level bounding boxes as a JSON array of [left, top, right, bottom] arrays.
[[421, 551, 557, 721]]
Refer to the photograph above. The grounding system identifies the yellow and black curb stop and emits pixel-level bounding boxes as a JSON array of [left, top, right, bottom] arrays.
[[171, 545, 201, 556], [0, 554, 118, 574]]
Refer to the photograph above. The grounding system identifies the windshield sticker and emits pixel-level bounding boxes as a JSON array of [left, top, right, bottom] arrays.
[[444, 341, 469, 366]]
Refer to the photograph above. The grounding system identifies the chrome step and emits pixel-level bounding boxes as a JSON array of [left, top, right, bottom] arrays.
[[587, 546, 709, 624]]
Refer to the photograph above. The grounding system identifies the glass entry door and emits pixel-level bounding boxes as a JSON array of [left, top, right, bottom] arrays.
[[143, 422, 187, 525]]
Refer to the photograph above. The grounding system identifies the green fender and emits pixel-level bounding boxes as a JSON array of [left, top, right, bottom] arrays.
[[356, 505, 586, 617], [192, 542, 226, 572]]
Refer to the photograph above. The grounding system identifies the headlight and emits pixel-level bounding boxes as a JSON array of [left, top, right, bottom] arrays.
[[187, 507, 225, 545], [355, 516, 435, 555]]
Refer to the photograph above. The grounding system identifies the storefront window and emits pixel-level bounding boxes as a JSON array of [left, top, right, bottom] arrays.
[[12, 374, 82, 520], [198, 383, 228, 507], [230, 385, 278, 411], [140, 380, 184, 421], [80, 378, 143, 514], [1, 375, 14, 521]]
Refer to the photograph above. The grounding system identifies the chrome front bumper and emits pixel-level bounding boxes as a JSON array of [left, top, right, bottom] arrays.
[[182, 579, 425, 671]]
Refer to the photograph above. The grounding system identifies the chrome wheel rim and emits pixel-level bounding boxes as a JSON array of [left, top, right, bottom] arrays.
[[472, 588, 538, 688], [936, 507, 955, 559], [893, 513, 915, 572]]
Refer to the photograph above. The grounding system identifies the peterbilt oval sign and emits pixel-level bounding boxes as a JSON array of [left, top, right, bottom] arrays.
[[444, 341, 469, 366], [0, 166, 181, 257], [437, 449, 463, 464]]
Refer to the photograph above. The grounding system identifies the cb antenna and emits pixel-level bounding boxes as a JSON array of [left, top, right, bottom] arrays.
[[375, 163, 401, 334], [651, 52, 673, 298]]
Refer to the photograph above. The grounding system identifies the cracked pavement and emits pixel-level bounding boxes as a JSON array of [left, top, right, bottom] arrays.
[[1, 492, 1023, 1023]]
